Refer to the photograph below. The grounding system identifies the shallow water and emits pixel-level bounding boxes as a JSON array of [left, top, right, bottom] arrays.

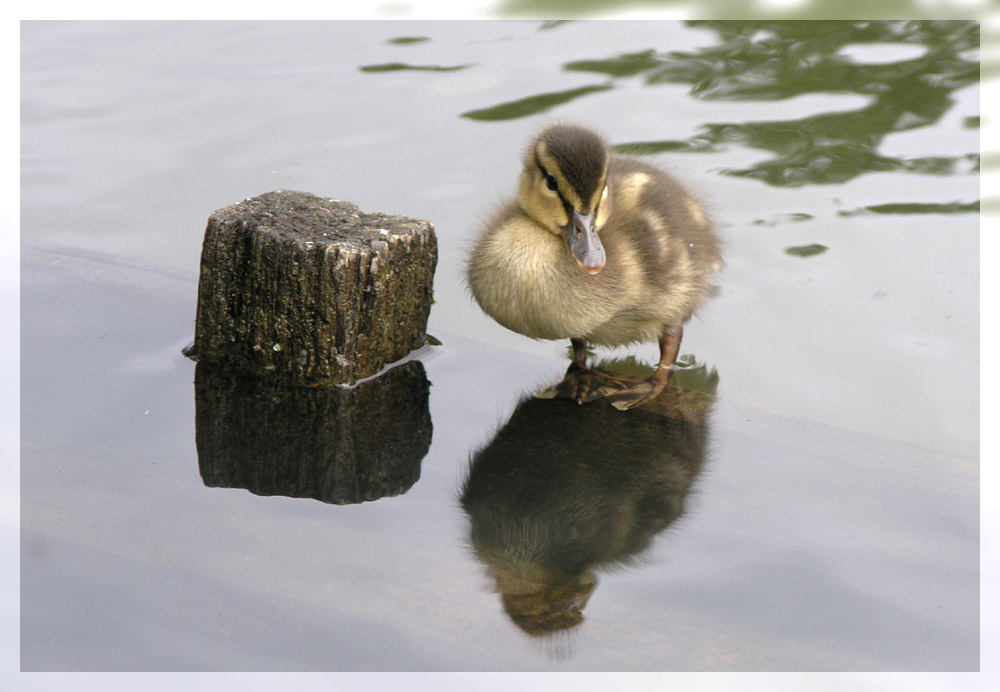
[[20, 20, 979, 671]]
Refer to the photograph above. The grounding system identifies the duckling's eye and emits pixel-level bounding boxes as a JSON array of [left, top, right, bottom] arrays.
[[544, 174, 559, 192]]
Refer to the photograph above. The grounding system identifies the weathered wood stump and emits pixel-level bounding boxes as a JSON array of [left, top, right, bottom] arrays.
[[192, 190, 437, 385]]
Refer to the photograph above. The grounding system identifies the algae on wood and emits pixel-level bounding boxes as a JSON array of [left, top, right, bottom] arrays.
[[192, 190, 437, 385]]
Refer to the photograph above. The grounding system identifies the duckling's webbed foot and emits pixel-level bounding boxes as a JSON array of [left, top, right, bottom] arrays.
[[599, 329, 683, 410], [536, 338, 608, 404], [594, 377, 666, 410], [536, 365, 663, 408], [537, 331, 683, 411], [536, 362, 617, 404]]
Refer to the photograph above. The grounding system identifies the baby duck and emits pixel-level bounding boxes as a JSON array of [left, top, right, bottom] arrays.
[[466, 124, 722, 410]]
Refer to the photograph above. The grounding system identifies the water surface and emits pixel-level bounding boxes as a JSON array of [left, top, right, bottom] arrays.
[[20, 20, 979, 671]]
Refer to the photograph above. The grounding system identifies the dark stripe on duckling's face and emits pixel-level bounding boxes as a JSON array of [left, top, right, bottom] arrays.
[[535, 148, 607, 215], [534, 152, 607, 275]]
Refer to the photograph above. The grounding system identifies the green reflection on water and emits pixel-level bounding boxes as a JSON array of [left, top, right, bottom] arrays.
[[387, 36, 431, 45], [752, 213, 815, 227], [461, 84, 615, 121], [838, 200, 980, 216], [461, 20, 979, 195], [592, 21, 978, 188], [495, 0, 984, 20], [566, 50, 662, 78], [785, 244, 829, 257], [359, 62, 471, 72]]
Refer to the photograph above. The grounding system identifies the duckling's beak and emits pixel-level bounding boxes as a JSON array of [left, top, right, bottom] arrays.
[[564, 210, 605, 275]]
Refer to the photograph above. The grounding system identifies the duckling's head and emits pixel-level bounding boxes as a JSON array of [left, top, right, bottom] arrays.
[[517, 125, 611, 275]]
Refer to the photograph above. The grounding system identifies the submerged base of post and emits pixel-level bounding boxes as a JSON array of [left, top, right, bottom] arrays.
[[195, 358, 432, 505], [191, 190, 437, 385]]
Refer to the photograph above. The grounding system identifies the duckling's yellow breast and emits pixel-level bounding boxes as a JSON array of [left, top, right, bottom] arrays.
[[467, 212, 624, 341]]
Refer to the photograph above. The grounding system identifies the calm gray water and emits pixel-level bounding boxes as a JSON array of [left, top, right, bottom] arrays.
[[20, 20, 979, 671]]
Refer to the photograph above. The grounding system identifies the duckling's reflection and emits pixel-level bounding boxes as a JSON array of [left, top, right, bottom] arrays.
[[459, 383, 714, 637]]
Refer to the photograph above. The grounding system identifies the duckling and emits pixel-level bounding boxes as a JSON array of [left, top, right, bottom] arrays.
[[466, 124, 722, 410]]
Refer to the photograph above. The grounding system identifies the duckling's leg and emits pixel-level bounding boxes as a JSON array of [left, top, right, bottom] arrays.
[[601, 328, 683, 411], [536, 338, 609, 403], [570, 337, 589, 370]]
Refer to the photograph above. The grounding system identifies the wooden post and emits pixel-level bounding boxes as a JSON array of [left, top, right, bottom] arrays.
[[191, 190, 437, 385]]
